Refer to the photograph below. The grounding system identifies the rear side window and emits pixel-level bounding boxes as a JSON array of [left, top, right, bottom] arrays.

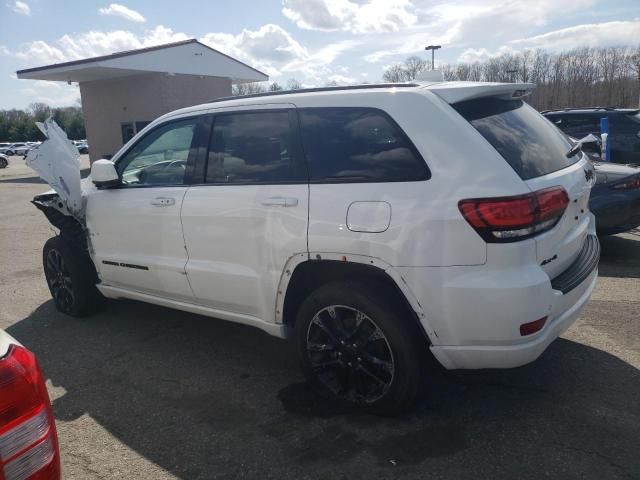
[[205, 111, 304, 184], [454, 98, 577, 180], [298, 107, 429, 182]]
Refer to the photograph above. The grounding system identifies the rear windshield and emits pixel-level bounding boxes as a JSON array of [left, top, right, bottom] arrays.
[[453, 98, 577, 180]]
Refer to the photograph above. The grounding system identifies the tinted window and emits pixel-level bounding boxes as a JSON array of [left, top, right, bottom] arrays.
[[454, 99, 577, 180], [117, 118, 196, 186], [205, 111, 301, 184], [298, 108, 429, 182], [547, 114, 601, 138]]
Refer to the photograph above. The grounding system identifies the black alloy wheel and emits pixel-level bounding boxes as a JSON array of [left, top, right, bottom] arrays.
[[306, 304, 396, 404]]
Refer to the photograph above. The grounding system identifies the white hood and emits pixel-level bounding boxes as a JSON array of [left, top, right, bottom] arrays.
[[25, 119, 83, 216]]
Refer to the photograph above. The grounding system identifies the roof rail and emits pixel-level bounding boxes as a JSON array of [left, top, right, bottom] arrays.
[[541, 106, 617, 114], [209, 83, 419, 103]]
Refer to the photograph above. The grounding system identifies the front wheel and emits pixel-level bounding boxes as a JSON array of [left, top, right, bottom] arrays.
[[295, 281, 422, 415], [43, 236, 102, 317], [0, 157, 7, 168]]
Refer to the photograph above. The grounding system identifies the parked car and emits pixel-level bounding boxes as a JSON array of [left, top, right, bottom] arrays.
[[0, 329, 61, 480], [590, 162, 640, 235], [28, 82, 599, 413], [542, 107, 640, 164], [0, 153, 8, 169], [72, 140, 89, 154], [2, 143, 30, 156], [0, 143, 11, 154]]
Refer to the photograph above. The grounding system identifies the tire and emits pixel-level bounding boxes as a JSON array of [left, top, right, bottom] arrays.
[[295, 280, 421, 415], [43, 236, 102, 317], [0, 157, 7, 169], [5, 150, 13, 157]]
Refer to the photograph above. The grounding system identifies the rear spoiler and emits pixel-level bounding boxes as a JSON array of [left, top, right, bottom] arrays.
[[421, 82, 535, 104]]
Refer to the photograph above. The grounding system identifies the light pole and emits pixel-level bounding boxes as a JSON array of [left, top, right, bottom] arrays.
[[425, 45, 441, 70], [507, 69, 518, 83]]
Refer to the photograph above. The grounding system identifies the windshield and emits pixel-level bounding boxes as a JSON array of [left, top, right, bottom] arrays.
[[453, 98, 578, 180]]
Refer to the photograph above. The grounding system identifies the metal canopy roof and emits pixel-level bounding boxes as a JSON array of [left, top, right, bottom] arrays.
[[16, 39, 268, 84]]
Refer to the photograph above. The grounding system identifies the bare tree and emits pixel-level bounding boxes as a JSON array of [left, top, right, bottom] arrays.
[[382, 64, 408, 82], [286, 78, 303, 90], [403, 56, 428, 80], [269, 82, 283, 91], [232, 82, 267, 96], [393, 46, 640, 110]]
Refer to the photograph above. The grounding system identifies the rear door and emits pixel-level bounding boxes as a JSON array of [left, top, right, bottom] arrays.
[[181, 105, 308, 322], [453, 97, 594, 278]]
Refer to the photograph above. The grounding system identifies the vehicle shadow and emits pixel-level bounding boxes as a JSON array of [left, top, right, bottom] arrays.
[[7, 299, 640, 479], [598, 230, 640, 278]]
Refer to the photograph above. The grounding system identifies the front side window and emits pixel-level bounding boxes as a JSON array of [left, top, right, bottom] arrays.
[[298, 107, 429, 182], [117, 118, 197, 186], [205, 111, 301, 184]]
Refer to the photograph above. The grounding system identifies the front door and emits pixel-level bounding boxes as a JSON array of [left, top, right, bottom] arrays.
[[181, 107, 309, 322], [87, 117, 200, 300]]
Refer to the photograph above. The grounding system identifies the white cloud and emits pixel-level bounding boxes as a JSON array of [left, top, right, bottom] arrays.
[[454, 20, 640, 63], [98, 3, 146, 23], [362, 0, 599, 64], [282, 0, 417, 33], [458, 45, 518, 63], [511, 20, 640, 50], [3, 19, 355, 86], [201, 24, 358, 82], [11, 0, 30, 15], [6, 26, 188, 66], [201, 24, 307, 76], [326, 73, 357, 84], [20, 82, 80, 107]]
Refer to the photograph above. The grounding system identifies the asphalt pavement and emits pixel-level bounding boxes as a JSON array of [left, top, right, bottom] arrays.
[[0, 154, 638, 479]]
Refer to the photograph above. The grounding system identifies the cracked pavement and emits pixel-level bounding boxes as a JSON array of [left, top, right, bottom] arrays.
[[0, 154, 639, 479]]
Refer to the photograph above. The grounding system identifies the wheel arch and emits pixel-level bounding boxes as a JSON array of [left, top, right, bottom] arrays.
[[277, 253, 436, 344]]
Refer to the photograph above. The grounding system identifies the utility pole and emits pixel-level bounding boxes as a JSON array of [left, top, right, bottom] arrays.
[[425, 45, 442, 70]]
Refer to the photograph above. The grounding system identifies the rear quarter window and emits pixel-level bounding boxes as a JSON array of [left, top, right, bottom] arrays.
[[454, 98, 578, 180], [298, 107, 430, 182]]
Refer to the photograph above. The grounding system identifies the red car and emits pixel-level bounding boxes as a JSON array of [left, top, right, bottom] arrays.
[[0, 329, 60, 480]]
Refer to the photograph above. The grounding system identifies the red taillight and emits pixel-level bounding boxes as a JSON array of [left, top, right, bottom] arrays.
[[459, 187, 569, 242], [0, 345, 60, 480], [520, 317, 548, 336], [610, 175, 640, 190]]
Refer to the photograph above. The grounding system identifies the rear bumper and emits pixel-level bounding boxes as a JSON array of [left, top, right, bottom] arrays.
[[397, 234, 599, 370], [429, 268, 597, 369]]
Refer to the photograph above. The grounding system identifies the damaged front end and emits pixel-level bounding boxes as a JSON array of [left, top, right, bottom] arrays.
[[27, 120, 95, 255]]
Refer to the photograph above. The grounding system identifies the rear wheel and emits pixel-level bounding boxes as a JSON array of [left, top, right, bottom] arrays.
[[43, 236, 102, 317], [295, 281, 421, 415], [0, 157, 7, 168]]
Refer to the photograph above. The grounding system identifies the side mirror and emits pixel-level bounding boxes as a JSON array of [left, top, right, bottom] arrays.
[[91, 159, 119, 187]]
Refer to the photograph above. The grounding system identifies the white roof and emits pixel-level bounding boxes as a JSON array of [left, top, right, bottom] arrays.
[[16, 39, 268, 84]]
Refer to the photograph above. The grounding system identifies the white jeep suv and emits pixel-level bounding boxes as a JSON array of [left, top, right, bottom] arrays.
[[29, 82, 599, 414]]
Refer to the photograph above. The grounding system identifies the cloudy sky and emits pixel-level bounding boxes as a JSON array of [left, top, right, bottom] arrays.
[[1, 0, 639, 108]]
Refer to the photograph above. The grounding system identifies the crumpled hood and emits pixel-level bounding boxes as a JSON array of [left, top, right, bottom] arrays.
[[25, 119, 82, 216]]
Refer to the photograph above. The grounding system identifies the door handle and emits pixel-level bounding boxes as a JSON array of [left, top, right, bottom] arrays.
[[260, 197, 298, 207], [150, 197, 176, 206]]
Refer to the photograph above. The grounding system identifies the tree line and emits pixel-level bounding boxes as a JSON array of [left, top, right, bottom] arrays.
[[4, 46, 638, 142], [383, 46, 640, 110], [0, 103, 86, 142]]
